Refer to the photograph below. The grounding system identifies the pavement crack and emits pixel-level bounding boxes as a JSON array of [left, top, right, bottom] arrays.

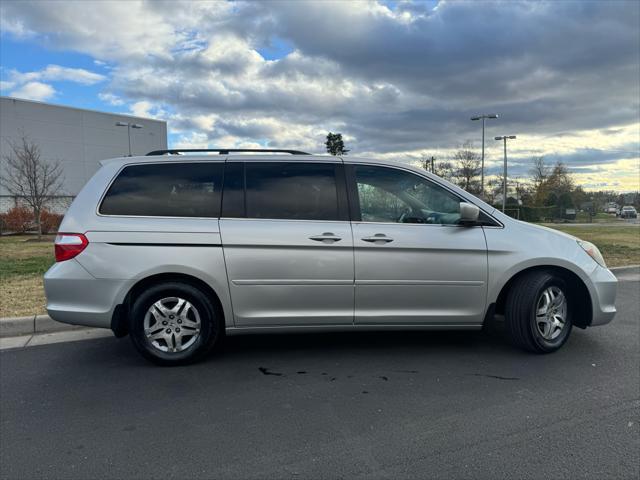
[[468, 373, 519, 381], [258, 367, 284, 376]]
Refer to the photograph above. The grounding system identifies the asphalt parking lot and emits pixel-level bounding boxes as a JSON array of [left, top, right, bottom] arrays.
[[1, 268, 638, 480]]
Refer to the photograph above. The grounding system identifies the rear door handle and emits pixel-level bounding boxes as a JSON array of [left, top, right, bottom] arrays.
[[362, 234, 394, 243], [309, 232, 342, 243]]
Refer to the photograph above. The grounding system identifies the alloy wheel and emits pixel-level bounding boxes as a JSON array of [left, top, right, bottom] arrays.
[[143, 297, 201, 353], [535, 286, 567, 340]]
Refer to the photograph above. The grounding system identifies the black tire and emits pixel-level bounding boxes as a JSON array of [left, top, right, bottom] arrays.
[[129, 282, 222, 366], [505, 271, 573, 353]]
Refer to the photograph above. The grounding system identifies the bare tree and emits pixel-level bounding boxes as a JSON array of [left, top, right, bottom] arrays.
[[453, 142, 481, 194], [434, 160, 455, 182], [529, 156, 549, 190], [1, 136, 63, 238]]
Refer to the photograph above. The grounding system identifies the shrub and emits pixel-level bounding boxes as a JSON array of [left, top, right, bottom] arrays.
[[1, 206, 33, 233], [40, 209, 63, 234]]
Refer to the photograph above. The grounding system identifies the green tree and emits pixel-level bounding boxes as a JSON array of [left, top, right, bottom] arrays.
[[325, 132, 350, 155]]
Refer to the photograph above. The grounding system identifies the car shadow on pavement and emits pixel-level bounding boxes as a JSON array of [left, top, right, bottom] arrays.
[[222, 328, 505, 356], [21, 323, 606, 380]]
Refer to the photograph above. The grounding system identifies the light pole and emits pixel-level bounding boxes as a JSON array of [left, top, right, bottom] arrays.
[[494, 135, 516, 213], [471, 113, 498, 198], [116, 121, 143, 156]]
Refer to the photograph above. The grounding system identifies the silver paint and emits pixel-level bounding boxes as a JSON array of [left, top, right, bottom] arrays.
[[44, 154, 617, 335]]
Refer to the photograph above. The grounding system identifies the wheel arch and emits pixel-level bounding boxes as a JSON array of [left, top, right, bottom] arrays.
[[111, 272, 226, 337], [492, 265, 592, 329]]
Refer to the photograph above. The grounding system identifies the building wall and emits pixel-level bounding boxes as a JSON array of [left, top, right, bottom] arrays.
[[0, 96, 167, 212]]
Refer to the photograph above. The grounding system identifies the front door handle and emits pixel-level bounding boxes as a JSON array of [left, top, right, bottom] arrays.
[[309, 232, 342, 243], [361, 234, 394, 244]]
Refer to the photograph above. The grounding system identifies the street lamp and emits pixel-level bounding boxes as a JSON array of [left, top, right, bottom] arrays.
[[116, 121, 143, 156], [471, 113, 498, 198], [494, 135, 517, 213]]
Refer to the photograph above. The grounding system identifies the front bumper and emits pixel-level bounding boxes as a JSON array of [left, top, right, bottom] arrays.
[[588, 265, 618, 326], [44, 259, 126, 329]]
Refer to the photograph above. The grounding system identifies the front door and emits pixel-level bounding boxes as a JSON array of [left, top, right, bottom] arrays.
[[349, 164, 488, 325], [220, 160, 354, 327]]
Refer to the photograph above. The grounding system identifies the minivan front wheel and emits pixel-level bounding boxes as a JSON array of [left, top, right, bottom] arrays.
[[505, 271, 573, 353], [129, 282, 221, 365]]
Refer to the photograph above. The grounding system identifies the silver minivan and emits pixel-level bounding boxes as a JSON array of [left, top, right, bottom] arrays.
[[45, 149, 617, 365]]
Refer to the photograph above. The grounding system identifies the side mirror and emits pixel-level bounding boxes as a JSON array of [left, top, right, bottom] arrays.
[[459, 202, 480, 225]]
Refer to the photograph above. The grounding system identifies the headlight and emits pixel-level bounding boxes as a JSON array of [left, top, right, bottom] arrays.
[[577, 240, 607, 268]]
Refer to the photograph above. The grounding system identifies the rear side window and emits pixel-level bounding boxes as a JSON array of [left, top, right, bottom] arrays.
[[245, 163, 340, 220], [100, 163, 223, 217]]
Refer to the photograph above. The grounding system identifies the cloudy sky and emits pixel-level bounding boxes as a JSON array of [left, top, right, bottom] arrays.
[[1, 0, 639, 191]]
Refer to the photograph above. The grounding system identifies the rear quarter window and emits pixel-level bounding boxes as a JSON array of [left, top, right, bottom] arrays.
[[99, 162, 224, 217]]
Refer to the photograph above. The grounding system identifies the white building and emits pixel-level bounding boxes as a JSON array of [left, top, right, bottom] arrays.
[[0, 96, 167, 212]]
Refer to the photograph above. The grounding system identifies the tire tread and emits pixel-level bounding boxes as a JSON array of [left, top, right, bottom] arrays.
[[129, 281, 221, 366], [505, 271, 570, 353]]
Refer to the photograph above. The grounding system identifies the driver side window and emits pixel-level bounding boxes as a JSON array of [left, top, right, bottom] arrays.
[[354, 165, 461, 225]]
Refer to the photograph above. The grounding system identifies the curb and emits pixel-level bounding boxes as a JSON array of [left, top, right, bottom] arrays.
[[610, 265, 640, 271], [1, 328, 113, 351], [0, 315, 89, 338]]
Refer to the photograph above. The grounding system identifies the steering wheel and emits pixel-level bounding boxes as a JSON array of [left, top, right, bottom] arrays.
[[397, 208, 412, 223], [398, 208, 431, 223]]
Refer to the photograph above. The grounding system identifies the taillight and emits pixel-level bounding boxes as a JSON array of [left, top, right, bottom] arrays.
[[54, 233, 88, 262]]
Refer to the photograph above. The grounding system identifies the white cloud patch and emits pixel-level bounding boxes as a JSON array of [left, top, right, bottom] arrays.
[[98, 92, 124, 106], [129, 100, 153, 118], [9, 64, 106, 85], [9, 81, 56, 101], [4, 64, 106, 103], [0, 80, 16, 91]]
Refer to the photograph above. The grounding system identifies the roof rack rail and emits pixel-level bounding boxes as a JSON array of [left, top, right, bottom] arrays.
[[146, 148, 311, 156]]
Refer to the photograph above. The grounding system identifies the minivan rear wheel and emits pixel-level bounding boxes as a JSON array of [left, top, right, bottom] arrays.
[[505, 271, 573, 353], [129, 282, 221, 365]]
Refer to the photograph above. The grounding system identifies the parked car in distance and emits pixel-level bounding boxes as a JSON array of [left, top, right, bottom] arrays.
[[619, 205, 638, 219], [44, 149, 618, 365], [605, 202, 618, 214]]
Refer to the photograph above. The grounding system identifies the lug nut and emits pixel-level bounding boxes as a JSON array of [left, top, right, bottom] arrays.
[[162, 321, 168, 325], [166, 328, 171, 333], [177, 319, 182, 324], [176, 327, 181, 333]]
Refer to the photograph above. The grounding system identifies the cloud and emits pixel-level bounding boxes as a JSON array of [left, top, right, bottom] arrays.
[[9, 64, 106, 85], [0, 80, 15, 91], [98, 92, 124, 106], [130, 100, 153, 118], [9, 81, 56, 101], [4, 64, 106, 103], [1, 0, 638, 190]]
